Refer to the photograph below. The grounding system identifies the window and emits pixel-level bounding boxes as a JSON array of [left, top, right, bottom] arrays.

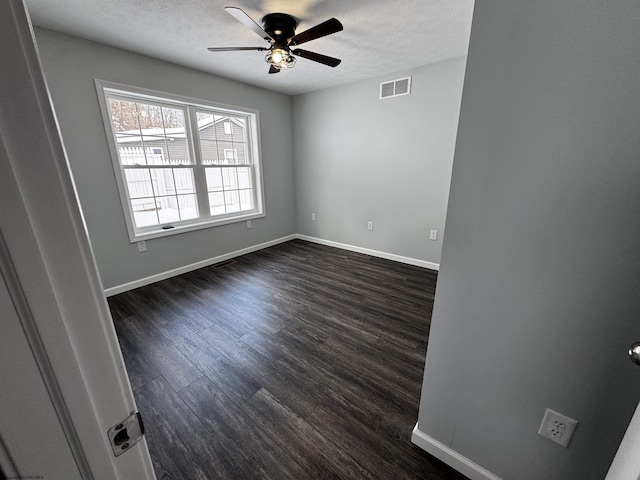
[[95, 80, 264, 241]]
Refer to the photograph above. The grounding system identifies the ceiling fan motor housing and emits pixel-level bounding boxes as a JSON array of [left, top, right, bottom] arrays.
[[262, 13, 298, 48]]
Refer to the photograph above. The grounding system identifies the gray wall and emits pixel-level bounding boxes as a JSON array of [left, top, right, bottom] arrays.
[[417, 1, 640, 479], [293, 58, 466, 265], [33, 28, 296, 290]]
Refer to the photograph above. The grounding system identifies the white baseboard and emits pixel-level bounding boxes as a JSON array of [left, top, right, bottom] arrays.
[[411, 424, 503, 480], [295, 235, 440, 271], [104, 234, 296, 296], [104, 234, 438, 296]]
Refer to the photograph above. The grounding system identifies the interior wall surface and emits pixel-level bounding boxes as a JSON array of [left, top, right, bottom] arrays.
[[416, 1, 640, 479], [292, 57, 466, 265], [33, 28, 296, 290]]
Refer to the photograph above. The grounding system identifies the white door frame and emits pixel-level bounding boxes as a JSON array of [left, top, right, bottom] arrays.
[[0, 2, 154, 478]]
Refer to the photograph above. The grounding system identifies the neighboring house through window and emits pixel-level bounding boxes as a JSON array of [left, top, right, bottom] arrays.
[[95, 80, 265, 241], [223, 148, 238, 164]]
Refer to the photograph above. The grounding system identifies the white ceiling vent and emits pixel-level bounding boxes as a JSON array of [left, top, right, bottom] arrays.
[[379, 76, 412, 100]]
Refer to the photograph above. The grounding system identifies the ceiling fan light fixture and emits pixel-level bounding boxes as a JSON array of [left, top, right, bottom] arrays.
[[265, 48, 296, 69], [211, 7, 343, 75]]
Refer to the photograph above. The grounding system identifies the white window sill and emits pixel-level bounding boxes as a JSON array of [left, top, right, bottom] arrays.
[[128, 212, 265, 243]]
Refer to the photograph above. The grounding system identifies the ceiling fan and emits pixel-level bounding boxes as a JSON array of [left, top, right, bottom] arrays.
[[208, 7, 343, 74]]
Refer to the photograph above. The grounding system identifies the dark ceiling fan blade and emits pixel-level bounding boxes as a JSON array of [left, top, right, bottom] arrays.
[[268, 65, 281, 74], [291, 49, 341, 67], [207, 46, 269, 52], [288, 18, 343, 46], [225, 6, 274, 42]]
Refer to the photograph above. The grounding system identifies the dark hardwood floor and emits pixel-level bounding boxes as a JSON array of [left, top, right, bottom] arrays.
[[107, 239, 468, 480]]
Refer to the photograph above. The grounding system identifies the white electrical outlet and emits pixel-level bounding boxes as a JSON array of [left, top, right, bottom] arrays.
[[367, 221, 374, 231], [430, 229, 438, 240], [247, 220, 252, 229], [137, 241, 146, 252], [538, 408, 578, 447], [312, 213, 316, 221]]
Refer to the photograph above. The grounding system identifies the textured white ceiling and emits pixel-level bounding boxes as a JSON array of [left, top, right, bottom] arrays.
[[24, 0, 474, 95]]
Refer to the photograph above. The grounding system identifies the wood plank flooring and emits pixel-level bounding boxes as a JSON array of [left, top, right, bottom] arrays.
[[107, 239, 468, 480]]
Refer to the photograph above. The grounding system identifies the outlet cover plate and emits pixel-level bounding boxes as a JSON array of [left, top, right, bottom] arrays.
[[538, 408, 578, 447]]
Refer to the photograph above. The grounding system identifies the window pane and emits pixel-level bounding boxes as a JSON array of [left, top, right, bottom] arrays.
[[237, 167, 252, 189], [195, 111, 249, 166], [172, 169, 196, 194], [224, 190, 241, 213], [196, 112, 215, 137], [217, 142, 235, 164], [111, 100, 153, 165], [204, 165, 254, 214], [177, 194, 198, 220], [209, 192, 226, 216], [239, 189, 254, 211], [125, 168, 196, 226], [205, 168, 224, 192], [136, 104, 163, 130], [131, 197, 159, 227], [146, 168, 192, 195], [223, 149, 238, 164], [155, 196, 181, 224], [138, 136, 167, 165], [235, 144, 249, 164], [118, 144, 147, 166], [200, 139, 221, 164], [108, 99, 141, 133], [161, 107, 189, 164], [228, 116, 246, 142], [108, 97, 192, 167], [223, 168, 239, 190], [147, 147, 164, 165], [125, 169, 153, 198], [149, 168, 174, 196]]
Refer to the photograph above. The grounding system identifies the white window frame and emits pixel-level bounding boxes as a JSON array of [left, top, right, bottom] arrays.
[[95, 80, 265, 242]]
